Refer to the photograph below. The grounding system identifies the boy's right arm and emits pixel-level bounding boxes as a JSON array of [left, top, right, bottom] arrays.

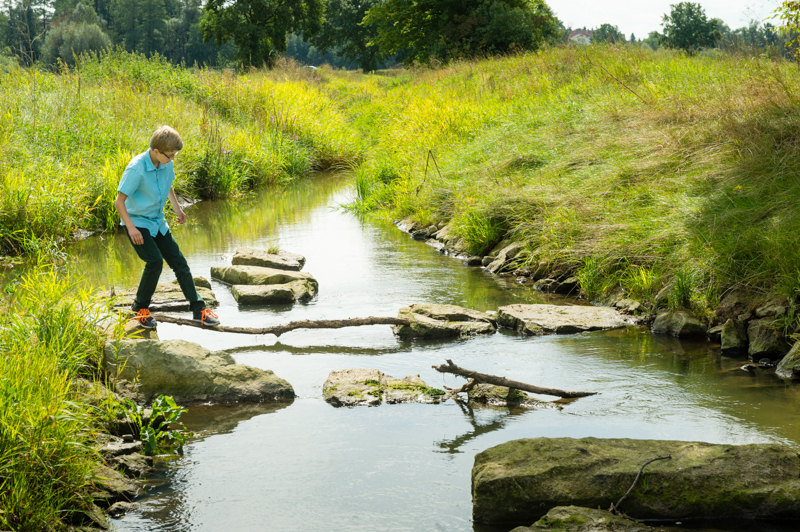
[[114, 192, 144, 245]]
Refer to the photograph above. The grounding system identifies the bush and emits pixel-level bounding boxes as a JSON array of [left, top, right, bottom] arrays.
[[42, 23, 112, 67]]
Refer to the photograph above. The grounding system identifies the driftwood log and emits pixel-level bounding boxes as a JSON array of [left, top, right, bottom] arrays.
[[151, 314, 409, 337], [432, 359, 597, 399]]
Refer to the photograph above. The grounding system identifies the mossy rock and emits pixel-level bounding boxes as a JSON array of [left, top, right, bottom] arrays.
[[472, 437, 800, 526], [393, 303, 496, 339], [322, 369, 446, 407], [511, 505, 677, 532], [210, 265, 317, 286], [231, 247, 305, 271], [111, 282, 218, 312], [497, 304, 628, 335], [651, 310, 705, 338], [468, 384, 560, 409]]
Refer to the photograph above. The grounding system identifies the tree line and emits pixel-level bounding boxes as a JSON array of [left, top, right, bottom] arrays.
[[0, 0, 798, 72]]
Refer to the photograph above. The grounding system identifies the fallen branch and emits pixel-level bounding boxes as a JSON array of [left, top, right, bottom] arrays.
[[443, 378, 479, 395], [609, 455, 672, 517], [151, 314, 409, 337], [432, 359, 597, 399]]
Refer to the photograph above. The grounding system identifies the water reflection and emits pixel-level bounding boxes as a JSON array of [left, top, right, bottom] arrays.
[[435, 400, 540, 454]]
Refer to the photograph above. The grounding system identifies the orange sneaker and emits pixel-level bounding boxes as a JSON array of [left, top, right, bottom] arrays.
[[193, 308, 219, 326], [134, 308, 157, 329]]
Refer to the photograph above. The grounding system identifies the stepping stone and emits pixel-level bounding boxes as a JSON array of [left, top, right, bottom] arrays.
[[393, 303, 496, 338], [210, 265, 318, 304], [231, 247, 305, 271], [496, 303, 630, 335], [322, 369, 446, 407], [110, 279, 218, 312]]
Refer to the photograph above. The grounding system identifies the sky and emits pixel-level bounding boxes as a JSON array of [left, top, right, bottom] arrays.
[[550, 0, 782, 39]]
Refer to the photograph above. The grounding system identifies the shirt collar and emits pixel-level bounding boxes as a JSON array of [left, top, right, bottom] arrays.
[[144, 149, 158, 172]]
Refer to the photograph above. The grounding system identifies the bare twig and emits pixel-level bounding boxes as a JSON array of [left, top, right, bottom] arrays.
[[609, 455, 672, 516], [151, 314, 409, 337], [432, 359, 597, 399], [416, 150, 442, 196]]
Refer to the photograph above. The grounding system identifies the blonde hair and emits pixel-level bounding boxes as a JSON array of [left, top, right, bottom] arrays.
[[150, 126, 184, 153]]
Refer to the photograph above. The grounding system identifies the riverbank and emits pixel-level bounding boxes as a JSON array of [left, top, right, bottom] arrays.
[[335, 46, 800, 326], [6, 46, 800, 319], [0, 266, 123, 530]]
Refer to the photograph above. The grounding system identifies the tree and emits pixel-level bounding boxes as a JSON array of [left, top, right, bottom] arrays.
[[593, 23, 625, 43], [201, 0, 324, 67], [309, 0, 383, 72], [630, 33, 636, 42], [773, 1, 800, 60], [363, 0, 561, 65], [42, 19, 111, 65], [660, 2, 720, 54], [642, 31, 661, 50], [163, 0, 235, 65], [4, 0, 52, 63]]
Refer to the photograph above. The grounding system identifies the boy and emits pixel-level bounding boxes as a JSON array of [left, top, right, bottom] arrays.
[[114, 125, 220, 329]]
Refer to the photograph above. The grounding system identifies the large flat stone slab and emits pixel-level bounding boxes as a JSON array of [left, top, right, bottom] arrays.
[[496, 304, 629, 335], [110, 281, 218, 312], [231, 279, 317, 304], [211, 265, 317, 286], [393, 303, 496, 338], [232, 247, 306, 271], [104, 339, 294, 405], [473, 437, 800, 526], [322, 369, 446, 407]]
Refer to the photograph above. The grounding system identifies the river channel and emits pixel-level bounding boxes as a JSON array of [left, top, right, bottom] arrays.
[[67, 172, 800, 532]]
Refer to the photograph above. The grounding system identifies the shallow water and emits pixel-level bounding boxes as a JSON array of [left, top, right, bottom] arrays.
[[68, 173, 800, 532]]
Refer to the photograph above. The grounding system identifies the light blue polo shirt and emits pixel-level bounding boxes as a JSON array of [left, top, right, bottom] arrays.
[[117, 149, 174, 236]]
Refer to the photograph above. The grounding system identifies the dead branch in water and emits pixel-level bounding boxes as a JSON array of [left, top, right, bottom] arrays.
[[432, 359, 597, 399], [151, 314, 410, 337]]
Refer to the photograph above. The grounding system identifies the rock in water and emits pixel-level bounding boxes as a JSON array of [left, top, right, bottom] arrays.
[[468, 384, 560, 409], [777, 342, 800, 379], [651, 310, 705, 338], [110, 282, 218, 312], [497, 304, 629, 335], [472, 437, 800, 526], [103, 339, 294, 404], [720, 318, 748, 355], [231, 280, 317, 304], [747, 319, 791, 360], [210, 265, 318, 304], [393, 303, 496, 338], [511, 506, 678, 532], [231, 247, 306, 271], [322, 369, 446, 407]]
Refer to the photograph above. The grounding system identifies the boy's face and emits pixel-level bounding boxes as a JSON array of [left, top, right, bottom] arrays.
[[154, 149, 179, 164]]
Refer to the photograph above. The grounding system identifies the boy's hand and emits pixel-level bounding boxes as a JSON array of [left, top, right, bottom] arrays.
[[128, 227, 144, 245], [175, 209, 186, 225]]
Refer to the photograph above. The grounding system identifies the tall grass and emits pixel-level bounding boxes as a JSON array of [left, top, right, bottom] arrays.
[[0, 50, 362, 255], [0, 266, 117, 530], [337, 45, 800, 312]]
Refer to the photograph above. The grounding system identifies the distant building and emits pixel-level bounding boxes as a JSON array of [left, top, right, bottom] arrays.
[[569, 30, 593, 45]]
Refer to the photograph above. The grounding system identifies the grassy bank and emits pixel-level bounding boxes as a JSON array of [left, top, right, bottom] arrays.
[[3, 46, 800, 312], [333, 47, 800, 315], [0, 266, 119, 530], [0, 51, 359, 255]]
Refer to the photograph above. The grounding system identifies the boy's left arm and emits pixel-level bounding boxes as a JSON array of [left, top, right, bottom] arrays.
[[168, 188, 186, 225]]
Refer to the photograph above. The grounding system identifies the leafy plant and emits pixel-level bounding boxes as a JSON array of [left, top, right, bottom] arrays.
[[117, 395, 192, 456], [668, 268, 695, 310]]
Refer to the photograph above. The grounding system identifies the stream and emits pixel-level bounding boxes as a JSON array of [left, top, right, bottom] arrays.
[[67, 172, 800, 532]]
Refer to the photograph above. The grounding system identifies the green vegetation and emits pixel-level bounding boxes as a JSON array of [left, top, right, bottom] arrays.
[[340, 46, 800, 314], [118, 395, 191, 455], [0, 49, 357, 254], [0, 266, 119, 530]]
